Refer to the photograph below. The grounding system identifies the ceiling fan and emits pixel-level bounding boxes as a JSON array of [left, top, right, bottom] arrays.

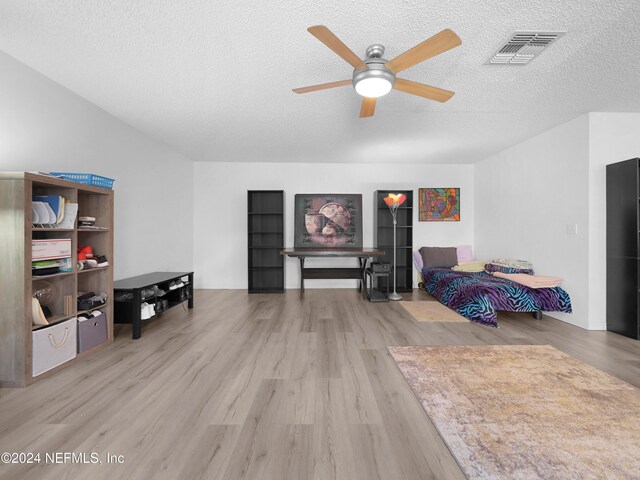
[[293, 25, 462, 118]]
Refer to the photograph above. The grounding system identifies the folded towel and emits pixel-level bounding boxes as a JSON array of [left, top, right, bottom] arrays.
[[490, 258, 534, 270], [485, 263, 535, 275], [493, 271, 562, 288], [452, 261, 486, 272]]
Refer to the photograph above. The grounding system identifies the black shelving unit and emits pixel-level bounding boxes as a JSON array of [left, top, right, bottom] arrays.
[[373, 190, 413, 292], [248, 190, 285, 293], [606, 158, 640, 339]]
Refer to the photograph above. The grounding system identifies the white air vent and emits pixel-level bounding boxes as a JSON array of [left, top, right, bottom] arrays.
[[488, 31, 566, 65]]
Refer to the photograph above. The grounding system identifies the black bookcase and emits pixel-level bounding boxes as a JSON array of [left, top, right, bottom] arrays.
[[248, 190, 285, 293], [606, 158, 640, 339], [373, 190, 413, 292]]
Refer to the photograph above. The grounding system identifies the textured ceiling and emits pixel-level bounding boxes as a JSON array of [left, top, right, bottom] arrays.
[[1, 0, 639, 164]]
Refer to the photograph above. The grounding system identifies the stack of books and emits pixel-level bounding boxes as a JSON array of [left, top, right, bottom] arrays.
[[32, 260, 63, 276], [79, 216, 96, 228], [32, 240, 72, 276]]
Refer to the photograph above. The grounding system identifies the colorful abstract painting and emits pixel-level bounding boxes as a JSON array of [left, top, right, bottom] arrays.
[[419, 188, 460, 222]]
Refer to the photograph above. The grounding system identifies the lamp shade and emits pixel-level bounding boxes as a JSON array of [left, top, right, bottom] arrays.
[[385, 193, 406, 207]]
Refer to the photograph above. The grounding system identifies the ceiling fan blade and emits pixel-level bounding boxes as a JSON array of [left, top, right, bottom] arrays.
[[308, 25, 367, 70], [393, 78, 455, 103], [385, 29, 461, 74], [292, 79, 352, 94], [360, 97, 376, 118]]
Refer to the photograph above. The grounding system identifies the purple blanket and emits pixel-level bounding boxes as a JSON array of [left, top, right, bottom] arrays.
[[421, 268, 572, 327]]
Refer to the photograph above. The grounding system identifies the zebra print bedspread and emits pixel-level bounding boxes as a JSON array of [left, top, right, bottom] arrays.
[[421, 268, 572, 327]]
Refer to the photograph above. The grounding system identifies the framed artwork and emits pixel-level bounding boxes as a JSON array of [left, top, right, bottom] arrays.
[[294, 194, 363, 248], [419, 188, 460, 222]]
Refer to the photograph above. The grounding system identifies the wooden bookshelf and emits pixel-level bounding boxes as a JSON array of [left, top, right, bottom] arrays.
[[0, 172, 114, 387]]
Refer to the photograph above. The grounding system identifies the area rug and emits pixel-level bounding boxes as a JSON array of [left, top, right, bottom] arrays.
[[399, 301, 467, 322], [388, 345, 640, 479]]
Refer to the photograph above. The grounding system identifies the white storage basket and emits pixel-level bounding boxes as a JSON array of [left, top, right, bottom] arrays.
[[32, 318, 77, 376]]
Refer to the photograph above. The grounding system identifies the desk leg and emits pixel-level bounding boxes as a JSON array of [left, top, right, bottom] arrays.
[[358, 257, 367, 293], [188, 273, 194, 309], [364, 269, 370, 300], [132, 288, 142, 340], [299, 257, 305, 295]]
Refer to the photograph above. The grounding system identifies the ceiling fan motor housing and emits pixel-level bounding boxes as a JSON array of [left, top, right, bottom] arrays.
[[366, 44, 385, 58], [353, 56, 396, 88]]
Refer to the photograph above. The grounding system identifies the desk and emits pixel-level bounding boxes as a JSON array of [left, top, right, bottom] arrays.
[[281, 248, 385, 294]]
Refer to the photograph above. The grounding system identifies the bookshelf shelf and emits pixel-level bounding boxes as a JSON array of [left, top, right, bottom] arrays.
[[77, 266, 110, 274], [31, 314, 76, 330], [32, 271, 75, 280], [32, 227, 75, 232]]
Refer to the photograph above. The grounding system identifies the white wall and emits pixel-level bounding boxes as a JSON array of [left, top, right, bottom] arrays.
[[475, 115, 590, 328], [194, 162, 474, 289], [0, 50, 194, 280], [588, 113, 640, 330]]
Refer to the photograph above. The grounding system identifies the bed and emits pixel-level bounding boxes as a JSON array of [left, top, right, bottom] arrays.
[[420, 267, 572, 327]]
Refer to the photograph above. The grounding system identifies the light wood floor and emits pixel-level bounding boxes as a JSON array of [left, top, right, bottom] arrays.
[[1, 289, 639, 480]]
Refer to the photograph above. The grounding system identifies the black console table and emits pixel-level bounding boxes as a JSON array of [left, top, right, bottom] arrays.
[[114, 271, 194, 339], [281, 248, 385, 295]]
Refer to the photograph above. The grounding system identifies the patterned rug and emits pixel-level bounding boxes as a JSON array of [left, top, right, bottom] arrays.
[[388, 345, 640, 479], [399, 301, 467, 323]]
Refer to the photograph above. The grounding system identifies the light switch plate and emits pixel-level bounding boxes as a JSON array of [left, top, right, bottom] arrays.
[[566, 224, 578, 235]]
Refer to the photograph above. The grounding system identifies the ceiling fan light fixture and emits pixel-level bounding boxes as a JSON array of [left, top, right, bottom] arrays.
[[354, 77, 392, 98], [352, 64, 396, 98]]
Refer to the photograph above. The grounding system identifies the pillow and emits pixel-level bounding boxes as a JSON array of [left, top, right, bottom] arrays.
[[412, 250, 423, 271], [457, 245, 474, 262], [419, 247, 458, 268], [452, 260, 486, 272]]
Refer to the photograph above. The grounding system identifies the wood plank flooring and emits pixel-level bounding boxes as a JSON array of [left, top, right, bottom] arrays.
[[1, 289, 639, 480]]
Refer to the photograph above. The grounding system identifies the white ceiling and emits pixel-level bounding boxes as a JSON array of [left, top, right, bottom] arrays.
[[1, 1, 639, 164]]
